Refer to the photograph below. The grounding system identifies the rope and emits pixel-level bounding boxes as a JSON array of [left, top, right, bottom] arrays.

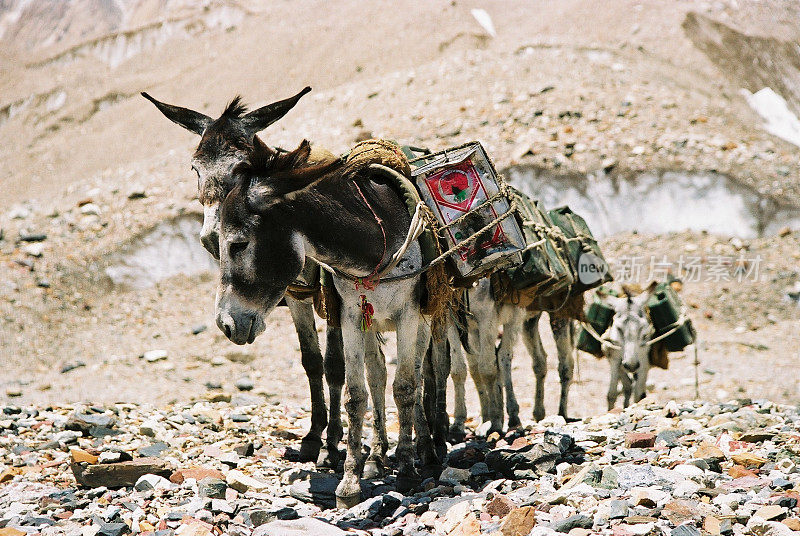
[[350, 179, 387, 288], [579, 320, 621, 351], [580, 310, 690, 351], [693, 340, 700, 399], [374, 201, 428, 280], [323, 199, 519, 284], [644, 312, 687, 346]]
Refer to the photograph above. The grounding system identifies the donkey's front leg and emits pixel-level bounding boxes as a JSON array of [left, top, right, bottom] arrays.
[[551, 316, 575, 420], [430, 332, 451, 463], [606, 355, 621, 410], [364, 331, 388, 479], [335, 319, 369, 508], [632, 360, 649, 404], [522, 313, 547, 421], [285, 297, 326, 463], [448, 324, 468, 442], [498, 314, 522, 428], [621, 366, 633, 408], [321, 325, 344, 468], [395, 310, 424, 491]]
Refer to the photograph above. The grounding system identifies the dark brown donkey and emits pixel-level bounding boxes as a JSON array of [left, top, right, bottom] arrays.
[[141, 89, 344, 466], [216, 137, 442, 506]]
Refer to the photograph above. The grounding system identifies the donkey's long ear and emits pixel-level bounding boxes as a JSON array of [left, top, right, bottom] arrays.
[[633, 281, 658, 307], [141, 92, 212, 135], [240, 87, 311, 135]]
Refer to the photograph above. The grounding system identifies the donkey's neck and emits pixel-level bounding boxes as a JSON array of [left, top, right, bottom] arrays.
[[279, 174, 414, 277]]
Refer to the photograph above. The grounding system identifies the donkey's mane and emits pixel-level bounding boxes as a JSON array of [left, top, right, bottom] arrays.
[[246, 137, 342, 180], [222, 96, 249, 119]]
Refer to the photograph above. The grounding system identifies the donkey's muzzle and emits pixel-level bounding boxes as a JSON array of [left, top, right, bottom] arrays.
[[215, 293, 265, 345], [201, 229, 220, 261], [622, 361, 640, 373]]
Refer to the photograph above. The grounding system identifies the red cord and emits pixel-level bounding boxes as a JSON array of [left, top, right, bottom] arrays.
[[351, 179, 386, 290]]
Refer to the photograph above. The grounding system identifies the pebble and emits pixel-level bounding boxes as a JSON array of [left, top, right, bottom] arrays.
[[234, 377, 254, 392], [197, 477, 228, 499]]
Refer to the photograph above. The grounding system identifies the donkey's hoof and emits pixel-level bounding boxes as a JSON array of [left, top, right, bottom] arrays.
[[316, 447, 341, 469], [335, 493, 361, 509], [419, 463, 443, 481], [447, 424, 466, 444], [298, 436, 323, 463], [363, 458, 384, 480], [507, 416, 522, 429], [336, 476, 361, 508], [533, 409, 545, 422], [395, 471, 422, 493]]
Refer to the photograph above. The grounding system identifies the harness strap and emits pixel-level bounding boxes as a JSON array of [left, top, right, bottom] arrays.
[[351, 178, 386, 289], [580, 310, 689, 352]]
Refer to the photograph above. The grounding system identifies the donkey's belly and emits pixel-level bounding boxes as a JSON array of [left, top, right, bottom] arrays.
[[334, 278, 419, 330]]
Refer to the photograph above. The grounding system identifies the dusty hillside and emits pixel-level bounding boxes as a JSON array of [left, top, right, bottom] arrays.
[[0, 0, 799, 412]]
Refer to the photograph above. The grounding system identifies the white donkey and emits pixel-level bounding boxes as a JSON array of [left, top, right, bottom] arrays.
[[598, 284, 658, 409]]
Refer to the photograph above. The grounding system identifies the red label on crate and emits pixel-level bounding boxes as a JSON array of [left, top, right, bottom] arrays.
[[426, 160, 481, 211]]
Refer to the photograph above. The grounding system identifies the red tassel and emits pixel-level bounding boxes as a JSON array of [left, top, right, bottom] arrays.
[[360, 294, 374, 331]]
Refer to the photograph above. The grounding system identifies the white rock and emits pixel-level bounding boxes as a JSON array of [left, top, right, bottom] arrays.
[[673, 479, 701, 498], [673, 464, 705, 480], [23, 243, 44, 257], [80, 203, 102, 216], [747, 516, 795, 536], [226, 469, 270, 492], [9, 206, 31, 219], [134, 474, 173, 491], [470, 8, 496, 37], [142, 350, 168, 362]]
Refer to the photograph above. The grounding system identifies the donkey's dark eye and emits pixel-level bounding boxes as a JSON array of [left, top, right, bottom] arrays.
[[229, 242, 248, 258]]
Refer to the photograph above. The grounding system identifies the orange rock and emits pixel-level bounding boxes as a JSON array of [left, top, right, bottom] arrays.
[[0, 468, 22, 483], [69, 448, 99, 464], [727, 465, 757, 479], [694, 442, 725, 460], [509, 437, 529, 450], [501, 506, 537, 536], [731, 452, 768, 468], [169, 466, 226, 484], [449, 513, 481, 536], [783, 518, 800, 531], [486, 495, 514, 518], [704, 515, 722, 535], [0, 528, 26, 536]]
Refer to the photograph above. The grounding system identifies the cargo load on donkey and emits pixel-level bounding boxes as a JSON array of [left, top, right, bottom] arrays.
[[408, 142, 526, 281], [338, 139, 609, 310]]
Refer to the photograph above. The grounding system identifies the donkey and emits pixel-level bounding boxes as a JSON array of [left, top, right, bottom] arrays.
[[450, 279, 580, 436], [599, 283, 657, 409], [141, 88, 345, 465], [215, 136, 447, 506]]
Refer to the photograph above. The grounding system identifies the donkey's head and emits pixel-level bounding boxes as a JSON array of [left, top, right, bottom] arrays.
[[214, 137, 329, 345], [141, 87, 311, 258], [602, 283, 657, 401]]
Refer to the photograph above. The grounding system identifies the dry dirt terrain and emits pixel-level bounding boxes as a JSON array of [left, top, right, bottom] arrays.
[[1, 0, 799, 421]]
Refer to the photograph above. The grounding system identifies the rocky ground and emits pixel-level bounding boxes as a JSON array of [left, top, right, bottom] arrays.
[[1, 397, 799, 535]]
